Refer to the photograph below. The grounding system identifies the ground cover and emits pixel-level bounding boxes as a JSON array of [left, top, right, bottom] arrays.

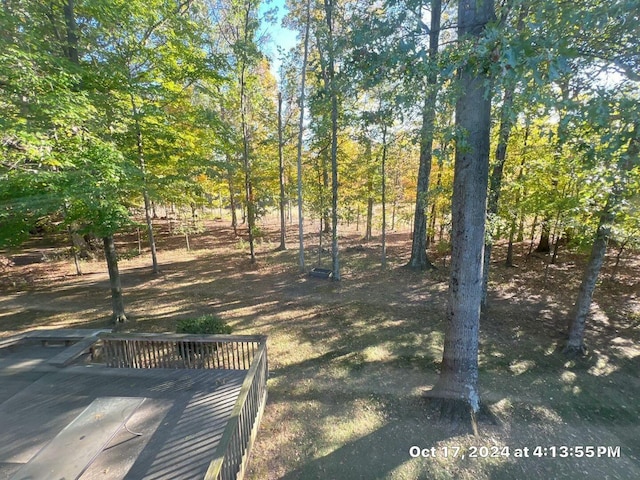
[[1, 219, 638, 479]]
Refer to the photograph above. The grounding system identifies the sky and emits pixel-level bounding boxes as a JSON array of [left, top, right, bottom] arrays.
[[258, 0, 299, 81]]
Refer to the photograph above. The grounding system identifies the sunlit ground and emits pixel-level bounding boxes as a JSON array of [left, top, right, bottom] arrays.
[[1, 219, 638, 479]]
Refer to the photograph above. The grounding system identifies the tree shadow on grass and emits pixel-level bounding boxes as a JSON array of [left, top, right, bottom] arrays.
[[279, 420, 447, 480]]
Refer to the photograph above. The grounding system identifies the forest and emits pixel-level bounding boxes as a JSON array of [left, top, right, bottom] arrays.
[[1, 0, 639, 478]]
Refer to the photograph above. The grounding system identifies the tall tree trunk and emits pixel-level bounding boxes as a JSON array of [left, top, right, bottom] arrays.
[[68, 226, 82, 275], [62, 0, 79, 64], [227, 168, 238, 236], [391, 202, 396, 231], [506, 122, 530, 267], [322, 158, 331, 234], [550, 210, 563, 264], [318, 216, 324, 265], [364, 139, 374, 241], [239, 4, 256, 263], [527, 214, 538, 256], [538, 81, 570, 256], [130, 95, 159, 274], [323, 0, 340, 281], [609, 240, 628, 281], [610, 239, 628, 281], [365, 196, 373, 241], [428, 203, 437, 246], [481, 5, 527, 299], [564, 124, 639, 356], [381, 123, 388, 268], [103, 235, 127, 323], [277, 91, 287, 250], [240, 74, 255, 262], [296, 0, 311, 272], [62, 200, 83, 274], [506, 222, 516, 266], [429, 149, 445, 246], [391, 166, 400, 231], [481, 86, 516, 308], [407, 0, 441, 270], [516, 205, 526, 242], [62, 1, 82, 275], [535, 217, 551, 252], [427, 0, 494, 426]]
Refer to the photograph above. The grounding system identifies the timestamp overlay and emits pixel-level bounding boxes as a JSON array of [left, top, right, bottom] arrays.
[[408, 445, 623, 460]]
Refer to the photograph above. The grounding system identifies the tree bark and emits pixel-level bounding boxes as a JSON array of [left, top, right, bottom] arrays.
[[130, 94, 159, 274], [296, 0, 311, 272], [239, 3, 256, 263], [429, 146, 446, 246], [506, 224, 515, 266], [610, 239, 628, 281], [550, 210, 563, 265], [227, 168, 238, 236], [506, 122, 530, 266], [535, 217, 551, 252], [427, 0, 494, 423], [381, 123, 388, 268], [481, 1, 528, 299], [527, 214, 538, 256], [62, 0, 79, 64], [407, 0, 441, 271], [322, 158, 331, 234], [277, 91, 287, 250], [103, 235, 127, 323], [364, 139, 374, 241], [323, 0, 340, 281], [564, 123, 639, 355], [481, 87, 515, 308], [68, 226, 82, 275], [365, 196, 373, 241]]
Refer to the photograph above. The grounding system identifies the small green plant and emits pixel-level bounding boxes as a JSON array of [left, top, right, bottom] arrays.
[[236, 237, 247, 251], [251, 226, 265, 239], [176, 315, 232, 335], [117, 248, 141, 260]]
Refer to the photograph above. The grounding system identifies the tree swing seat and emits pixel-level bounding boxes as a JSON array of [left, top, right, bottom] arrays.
[[309, 267, 333, 279]]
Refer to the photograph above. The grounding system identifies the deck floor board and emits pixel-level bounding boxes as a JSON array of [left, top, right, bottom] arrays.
[[0, 342, 245, 480]]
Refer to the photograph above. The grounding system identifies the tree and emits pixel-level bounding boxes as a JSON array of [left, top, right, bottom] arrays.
[[481, 73, 518, 307], [517, 0, 640, 354], [296, 0, 312, 271], [84, 0, 212, 274], [322, 0, 341, 280], [0, 0, 138, 323], [213, 0, 276, 263], [407, 0, 441, 271], [426, 0, 495, 428], [565, 112, 639, 355], [277, 91, 287, 250], [273, 56, 300, 252]]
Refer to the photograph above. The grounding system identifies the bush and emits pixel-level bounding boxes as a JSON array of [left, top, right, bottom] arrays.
[[176, 315, 232, 335]]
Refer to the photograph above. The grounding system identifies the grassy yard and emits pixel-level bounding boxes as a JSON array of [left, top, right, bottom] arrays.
[[1, 220, 639, 479]]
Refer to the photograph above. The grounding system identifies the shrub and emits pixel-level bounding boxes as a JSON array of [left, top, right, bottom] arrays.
[[176, 315, 232, 335]]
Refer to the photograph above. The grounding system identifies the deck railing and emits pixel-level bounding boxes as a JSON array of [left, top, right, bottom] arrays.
[[100, 333, 265, 370], [98, 332, 268, 480], [204, 341, 268, 480]]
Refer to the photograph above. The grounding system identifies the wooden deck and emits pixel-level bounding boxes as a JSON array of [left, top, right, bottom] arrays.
[[10, 397, 145, 480], [0, 330, 266, 480]]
